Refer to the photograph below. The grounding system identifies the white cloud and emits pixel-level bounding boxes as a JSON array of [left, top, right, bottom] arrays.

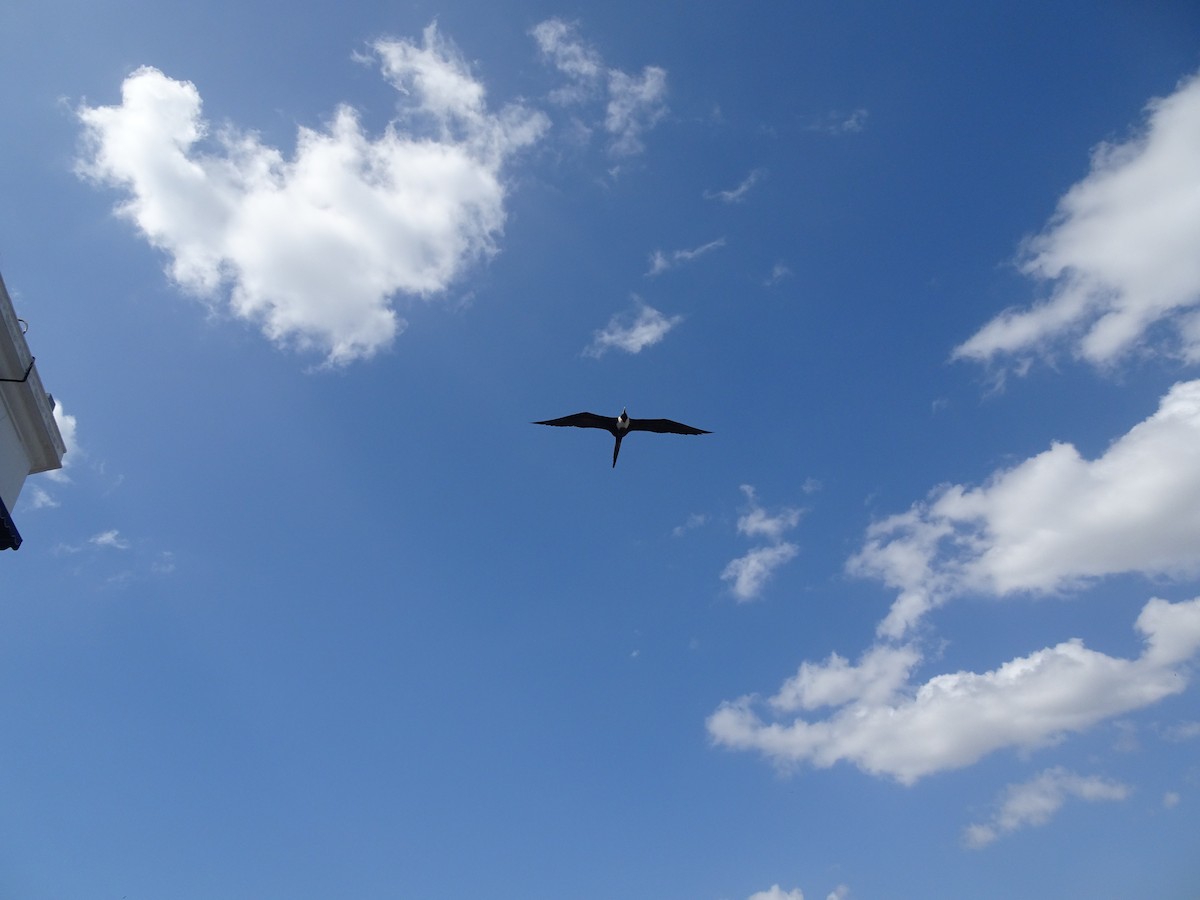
[[42, 401, 78, 484], [708, 596, 1200, 784], [77, 24, 547, 365], [720, 485, 802, 602], [22, 485, 59, 510], [29, 401, 78, 509], [850, 379, 1200, 638], [722, 543, 800, 603], [768, 644, 922, 713], [736, 485, 802, 542], [748, 887, 804, 900], [529, 18, 603, 101], [741, 886, 848, 900], [672, 512, 708, 537], [532, 18, 667, 157], [371, 29, 488, 129], [89, 529, 131, 550], [605, 67, 668, 156], [584, 300, 682, 357], [955, 71, 1200, 368], [646, 238, 726, 276], [963, 767, 1131, 848], [705, 168, 766, 203], [1164, 791, 1181, 808]]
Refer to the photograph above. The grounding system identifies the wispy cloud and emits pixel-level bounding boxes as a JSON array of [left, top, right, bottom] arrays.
[[742, 885, 849, 900], [963, 768, 1131, 848], [54, 528, 175, 588], [764, 262, 793, 287], [529, 18, 603, 95], [584, 300, 682, 357], [1112, 719, 1140, 753], [646, 237, 726, 276], [23, 485, 59, 510], [736, 486, 802, 542], [709, 595, 1200, 783], [806, 108, 869, 135], [606, 67, 669, 156], [672, 513, 708, 537], [955, 71, 1200, 368], [1159, 720, 1200, 741], [850, 379, 1200, 639], [77, 24, 547, 366], [721, 485, 802, 602], [722, 544, 800, 602], [705, 168, 766, 203], [89, 529, 131, 550], [532, 18, 668, 157], [748, 887, 805, 900]]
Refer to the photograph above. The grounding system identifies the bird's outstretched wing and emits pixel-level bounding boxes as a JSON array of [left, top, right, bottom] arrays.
[[627, 417, 710, 435], [533, 412, 617, 432]]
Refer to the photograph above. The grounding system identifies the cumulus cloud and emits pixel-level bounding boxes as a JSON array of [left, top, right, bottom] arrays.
[[721, 485, 802, 602], [768, 644, 922, 713], [708, 596, 1200, 784], [77, 24, 546, 365], [963, 768, 1131, 848], [955, 72, 1200, 368], [532, 18, 668, 156], [705, 168, 766, 203], [646, 238, 726, 276], [711, 383, 1200, 783], [584, 300, 682, 357], [850, 379, 1200, 638]]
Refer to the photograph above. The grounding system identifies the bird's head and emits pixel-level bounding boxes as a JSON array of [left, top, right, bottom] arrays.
[[618, 408, 628, 424]]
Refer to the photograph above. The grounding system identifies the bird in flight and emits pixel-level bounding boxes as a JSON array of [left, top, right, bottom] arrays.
[[534, 408, 710, 467]]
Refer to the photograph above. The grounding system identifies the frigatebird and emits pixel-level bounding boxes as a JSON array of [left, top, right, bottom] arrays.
[[534, 408, 710, 467]]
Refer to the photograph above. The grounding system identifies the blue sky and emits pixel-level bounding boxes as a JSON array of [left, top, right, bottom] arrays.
[[3, 2, 1200, 897]]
